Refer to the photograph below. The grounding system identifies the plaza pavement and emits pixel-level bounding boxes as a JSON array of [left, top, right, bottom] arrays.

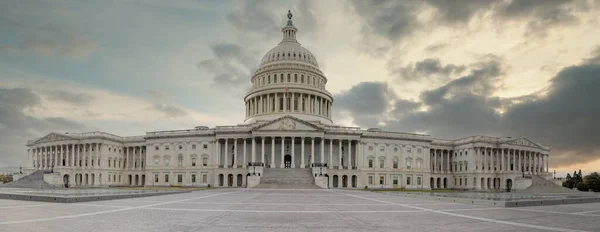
[[0, 188, 599, 232]]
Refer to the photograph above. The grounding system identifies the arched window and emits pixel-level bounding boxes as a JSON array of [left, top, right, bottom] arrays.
[[154, 156, 160, 166], [287, 74, 290, 82], [294, 74, 297, 82], [416, 158, 422, 169], [191, 155, 197, 167], [393, 160, 398, 169], [178, 154, 183, 166], [368, 159, 373, 168], [405, 157, 413, 169], [301, 75, 304, 83]]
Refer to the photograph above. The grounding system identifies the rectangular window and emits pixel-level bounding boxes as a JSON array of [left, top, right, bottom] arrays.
[[165, 174, 169, 183], [165, 145, 169, 150], [192, 158, 196, 167], [202, 174, 207, 183], [368, 176, 373, 185], [154, 174, 159, 183], [393, 161, 398, 169], [379, 176, 384, 185], [203, 144, 208, 149], [192, 174, 196, 183], [155, 146, 159, 150], [368, 159, 373, 168], [203, 157, 208, 166], [393, 177, 398, 185], [368, 146, 373, 151], [379, 161, 384, 168], [407, 176, 411, 185], [407, 148, 411, 153], [178, 174, 182, 183], [192, 144, 196, 149], [379, 147, 384, 152], [108, 161, 111, 167], [417, 177, 422, 185]]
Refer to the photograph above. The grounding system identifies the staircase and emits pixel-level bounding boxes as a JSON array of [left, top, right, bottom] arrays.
[[2, 170, 54, 189], [255, 168, 319, 189], [521, 175, 575, 193]]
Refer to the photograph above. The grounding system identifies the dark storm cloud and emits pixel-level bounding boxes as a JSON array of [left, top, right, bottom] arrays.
[[0, 88, 89, 169], [423, 0, 496, 24], [334, 82, 396, 128], [391, 58, 466, 82], [336, 51, 600, 166], [196, 43, 257, 89]]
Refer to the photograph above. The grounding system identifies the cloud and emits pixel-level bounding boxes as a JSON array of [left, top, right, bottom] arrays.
[[0, 88, 89, 169], [390, 58, 466, 82], [197, 43, 257, 90], [0, 1, 97, 59], [43, 89, 95, 105], [336, 51, 600, 167], [334, 82, 397, 128]]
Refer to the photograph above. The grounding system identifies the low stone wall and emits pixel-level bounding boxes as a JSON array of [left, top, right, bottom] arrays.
[[315, 177, 328, 189], [0, 190, 191, 203], [247, 176, 260, 188]]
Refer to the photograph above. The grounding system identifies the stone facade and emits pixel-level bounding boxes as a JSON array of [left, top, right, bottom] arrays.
[[24, 11, 551, 190]]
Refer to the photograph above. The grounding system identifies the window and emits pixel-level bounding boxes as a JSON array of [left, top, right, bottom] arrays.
[[192, 158, 196, 166], [417, 159, 422, 169], [165, 145, 169, 150], [178, 154, 183, 166], [192, 174, 196, 183], [165, 157, 170, 166], [407, 176, 411, 185], [379, 160, 384, 168], [155, 146, 159, 150], [108, 159, 111, 167], [368, 146, 373, 151], [406, 158, 412, 169], [177, 174, 183, 183], [393, 176, 398, 185], [202, 174, 207, 183], [417, 177, 422, 185], [379, 176, 384, 185], [192, 144, 196, 149], [394, 147, 398, 152], [417, 148, 422, 154], [165, 174, 169, 183], [368, 159, 373, 168], [368, 176, 373, 185], [178, 145, 183, 150], [379, 146, 384, 152], [203, 157, 208, 166], [203, 144, 208, 149], [407, 148, 412, 153], [154, 174, 159, 183], [393, 160, 398, 169]]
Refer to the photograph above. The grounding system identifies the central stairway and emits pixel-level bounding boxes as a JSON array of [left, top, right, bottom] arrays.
[[255, 168, 320, 189]]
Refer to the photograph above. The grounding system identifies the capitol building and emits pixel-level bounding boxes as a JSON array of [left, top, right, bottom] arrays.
[[25, 11, 552, 191]]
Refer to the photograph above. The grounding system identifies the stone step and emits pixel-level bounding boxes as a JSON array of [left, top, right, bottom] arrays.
[[255, 168, 318, 189]]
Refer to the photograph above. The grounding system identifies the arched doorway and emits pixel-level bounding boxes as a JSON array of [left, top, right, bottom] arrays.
[[135, 175, 139, 186], [237, 174, 243, 187], [352, 175, 357, 188], [128, 175, 132, 186], [284, 155, 291, 168], [430, 177, 434, 189], [342, 175, 347, 188], [85, 174, 89, 185], [325, 174, 329, 188], [487, 178, 491, 190], [443, 178, 447, 189], [506, 179, 512, 192], [91, 173, 95, 186], [228, 174, 233, 187], [481, 177, 485, 190], [63, 174, 70, 188], [141, 175, 145, 186], [333, 175, 339, 188], [436, 178, 441, 189], [246, 173, 250, 187], [218, 174, 224, 187]]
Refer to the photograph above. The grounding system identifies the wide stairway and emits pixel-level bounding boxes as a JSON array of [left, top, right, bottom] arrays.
[[521, 175, 575, 193], [255, 168, 320, 189], [2, 170, 53, 189]]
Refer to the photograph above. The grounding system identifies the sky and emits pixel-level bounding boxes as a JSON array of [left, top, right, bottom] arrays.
[[1, 0, 599, 176]]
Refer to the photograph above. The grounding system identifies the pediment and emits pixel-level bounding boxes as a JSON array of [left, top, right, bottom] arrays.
[[253, 116, 321, 132], [504, 138, 541, 148], [34, 133, 76, 144]]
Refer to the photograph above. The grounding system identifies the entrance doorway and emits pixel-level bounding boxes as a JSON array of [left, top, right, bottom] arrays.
[[63, 174, 70, 188], [506, 179, 512, 192], [284, 155, 291, 168]]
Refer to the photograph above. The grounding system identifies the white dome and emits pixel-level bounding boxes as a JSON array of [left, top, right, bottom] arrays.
[[259, 42, 319, 68]]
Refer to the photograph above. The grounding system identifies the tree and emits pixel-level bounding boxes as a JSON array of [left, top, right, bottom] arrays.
[[584, 172, 600, 192], [577, 182, 589, 191], [563, 173, 573, 189]]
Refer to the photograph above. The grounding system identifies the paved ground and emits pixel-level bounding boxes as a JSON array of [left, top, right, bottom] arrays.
[[0, 188, 599, 232]]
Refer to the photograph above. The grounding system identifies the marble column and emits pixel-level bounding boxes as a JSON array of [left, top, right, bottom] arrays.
[[243, 138, 247, 167], [301, 137, 305, 168], [348, 140, 353, 169], [320, 138, 325, 164], [216, 139, 221, 167], [251, 137, 255, 164], [291, 137, 295, 168], [329, 139, 333, 169], [338, 140, 342, 169], [225, 139, 229, 168], [234, 138, 238, 168], [271, 137, 275, 168], [310, 137, 315, 165], [280, 136, 285, 168], [261, 137, 265, 165]]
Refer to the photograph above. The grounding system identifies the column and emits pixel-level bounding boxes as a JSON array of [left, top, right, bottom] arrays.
[[301, 137, 305, 168], [283, 93, 287, 112], [261, 137, 265, 165], [291, 93, 295, 111], [433, 150, 437, 172], [348, 140, 353, 169], [338, 140, 342, 169], [329, 139, 333, 169], [275, 94, 279, 112], [483, 148, 487, 172], [445, 150, 449, 173], [280, 136, 285, 168], [500, 149, 504, 172], [271, 137, 275, 168], [243, 138, 247, 167], [299, 94, 303, 112], [290, 137, 295, 167], [320, 138, 325, 164], [546, 154, 549, 172], [251, 137, 255, 163], [224, 139, 229, 168], [310, 137, 315, 165], [234, 138, 238, 168], [216, 139, 221, 167]]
